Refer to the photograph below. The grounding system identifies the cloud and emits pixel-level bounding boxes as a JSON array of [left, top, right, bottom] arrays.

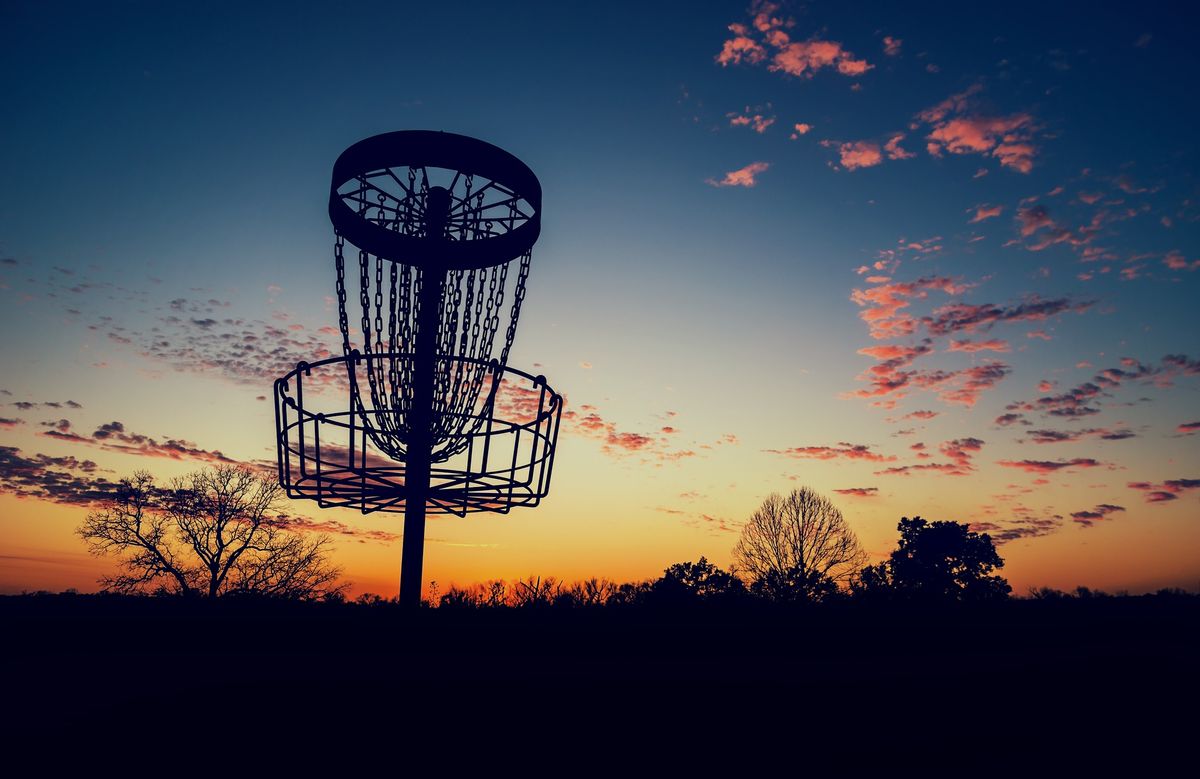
[[824, 135, 914, 171], [565, 403, 703, 463], [829, 141, 883, 171], [35, 417, 239, 465], [850, 275, 968, 340], [1128, 478, 1200, 503], [850, 279, 1086, 408], [684, 513, 741, 535], [972, 515, 1063, 544], [910, 362, 1012, 407], [1070, 503, 1125, 527], [0, 418, 24, 428], [715, 5, 871, 82], [916, 84, 1039, 172], [790, 123, 812, 139], [996, 458, 1102, 474], [995, 413, 1027, 427], [1024, 427, 1135, 444], [1015, 205, 1097, 252], [851, 348, 1012, 409], [922, 296, 1088, 337], [88, 306, 342, 388], [0, 445, 118, 506], [947, 339, 1010, 353], [10, 399, 83, 411], [876, 437, 982, 476], [765, 442, 896, 462], [833, 487, 879, 497], [882, 36, 901, 56], [715, 24, 767, 67], [277, 514, 400, 543], [1163, 250, 1200, 272], [728, 111, 776, 133], [1006, 354, 1199, 420], [772, 40, 872, 78], [707, 161, 770, 188], [969, 204, 1004, 223], [884, 134, 915, 160], [1178, 421, 1200, 435]]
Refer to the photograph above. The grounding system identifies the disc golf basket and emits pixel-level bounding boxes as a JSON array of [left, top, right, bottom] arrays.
[[273, 131, 562, 606]]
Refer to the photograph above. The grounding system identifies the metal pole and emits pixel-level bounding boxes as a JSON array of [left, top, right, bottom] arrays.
[[399, 186, 450, 608]]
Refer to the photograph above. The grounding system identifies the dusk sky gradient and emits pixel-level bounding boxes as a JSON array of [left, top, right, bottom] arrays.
[[2, 1, 1197, 596]]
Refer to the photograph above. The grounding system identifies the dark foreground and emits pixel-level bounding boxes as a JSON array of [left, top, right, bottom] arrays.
[[2, 593, 1196, 756]]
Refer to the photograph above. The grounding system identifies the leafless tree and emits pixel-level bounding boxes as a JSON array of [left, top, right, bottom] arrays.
[[558, 577, 618, 607], [732, 487, 868, 600], [510, 575, 560, 607], [78, 465, 345, 600]]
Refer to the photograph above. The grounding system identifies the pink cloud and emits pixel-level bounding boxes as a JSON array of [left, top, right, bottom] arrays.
[[912, 363, 1012, 407], [1128, 478, 1200, 503], [772, 40, 871, 78], [715, 6, 871, 82], [969, 204, 1004, 223], [922, 296, 1088, 337], [790, 122, 812, 139], [1070, 503, 1125, 527], [707, 161, 770, 188], [916, 84, 1039, 172], [834, 487, 879, 497], [850, 275, 968, 340], [877, 436, 986, 476], [1006, 354, 1199, 420], [715, 24, 767, 66], [882, 36, 902, 56], [1178, 421, 1200, 434], [1015, 205, 1100, 252], [1164, 250, 1200, 272], [997, 458, 1102, 474], [884, 133, 915, 160], [1024, 427, 1135, 444], [729, 112, 776, 133], [947, 339, 1011, 353], [766, 442, 896, 462], [832, 141, 883, 170]]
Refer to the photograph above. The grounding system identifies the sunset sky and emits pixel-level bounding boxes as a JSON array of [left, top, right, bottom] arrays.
[[2, 1, 1197, 597]]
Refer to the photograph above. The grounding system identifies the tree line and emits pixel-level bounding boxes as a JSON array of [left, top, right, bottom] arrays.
[[78, 465, 1021, 608]]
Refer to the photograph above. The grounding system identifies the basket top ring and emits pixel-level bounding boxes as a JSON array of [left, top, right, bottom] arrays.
[[328, 130, 542, 272]]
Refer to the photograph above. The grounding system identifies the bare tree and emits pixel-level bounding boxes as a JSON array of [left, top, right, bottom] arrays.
[[509, 575, 560, 607], [732, 487, 867, 601], [78, 465, 345, 600]]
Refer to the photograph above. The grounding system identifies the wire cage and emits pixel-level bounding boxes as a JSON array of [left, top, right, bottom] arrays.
[[274, 351, 561, 516]]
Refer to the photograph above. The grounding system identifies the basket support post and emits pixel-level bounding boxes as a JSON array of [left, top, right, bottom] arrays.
[[399, 187, 451, 608]]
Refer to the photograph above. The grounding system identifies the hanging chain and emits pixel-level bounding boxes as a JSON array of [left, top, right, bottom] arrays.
[[387, 259, 399, 420], [334, 235, 351, 357], [335, 166, 537, 463], [500, 250, 531, 365]]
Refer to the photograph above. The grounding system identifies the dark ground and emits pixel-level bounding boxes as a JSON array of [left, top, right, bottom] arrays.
[[2, 593, 1196, 759]]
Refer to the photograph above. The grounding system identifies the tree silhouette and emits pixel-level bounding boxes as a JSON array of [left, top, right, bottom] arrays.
[[732, 487, 867, 602], [77, 465, 345, 600], [856, 516, 1010, 601], [649, 557, 745, 605]]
